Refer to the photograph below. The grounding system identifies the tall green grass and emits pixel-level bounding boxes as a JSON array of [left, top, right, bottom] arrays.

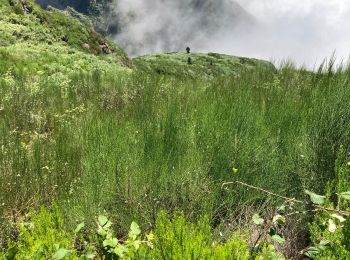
[[1, 62, 350, 246]]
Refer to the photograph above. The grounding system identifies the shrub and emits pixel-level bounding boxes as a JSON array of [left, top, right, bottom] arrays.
[[139, 211, 284, 259], [307, 147, 350, 259], [1, 206, 74, 259]]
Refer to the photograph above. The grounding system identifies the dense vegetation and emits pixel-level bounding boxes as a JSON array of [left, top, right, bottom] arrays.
[[1, 1, 350, 259]]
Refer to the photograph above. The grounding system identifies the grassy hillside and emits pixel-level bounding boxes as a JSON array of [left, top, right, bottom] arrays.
[[0, 0, 131, 73], [1, 1, 350, 259], [133, 52, 276, 79]]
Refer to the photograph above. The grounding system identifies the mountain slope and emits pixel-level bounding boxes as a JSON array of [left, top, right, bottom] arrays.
[[0, 0, 131, 75], [0, 0, 274, 79]]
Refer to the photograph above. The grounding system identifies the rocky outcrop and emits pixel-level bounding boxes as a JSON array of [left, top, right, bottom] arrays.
[[20, 0, 33, 14]]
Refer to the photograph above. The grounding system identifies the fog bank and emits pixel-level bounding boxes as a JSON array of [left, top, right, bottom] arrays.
[[232, 0, 350, 67], [113, 0, 254, 56], [113, 0, 350, 67]]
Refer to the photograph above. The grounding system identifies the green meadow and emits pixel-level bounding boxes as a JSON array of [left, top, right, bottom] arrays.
[[1, 0, 350, 259]]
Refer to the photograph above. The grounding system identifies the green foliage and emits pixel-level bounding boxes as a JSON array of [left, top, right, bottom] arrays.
[[308, 147, 350, 258], [305, 190, 326, 205], [83, 214, 152, 259], [2, 206, 74, 259], [138, 211, 283, 259], [1, 209, 151, 259], [0, 0, 131, 67], [252, 213, 265, 225], [2, 1, 350, 257], [3, 209, 284, 259], [2, 59, 350, 256]]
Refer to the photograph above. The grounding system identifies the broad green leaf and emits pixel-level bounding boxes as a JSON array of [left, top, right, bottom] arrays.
[[277, 205, 286, 212], [252, 214, 264, 225], [339, 191, 350, 201], [146, 232, 154, 241], [305, 240, 330, 257], [331, 213, 346, 223], [269, 227, 276, 236], [271, 234, 285, 244], [305, 247, 320, 258], [273, 214, 286, 225], [129, 221, 141, 239], [105, 221, 112, 229], [133, 240, 141, 250], [147, 241, 154, 249], [98, 215, 112, 231], [98, 227, 107, 237], [98, 215, 108, 226], [232, 167, 239, 174], [75, 222, 85, 233], [319, 240, 330, 246], [328, 219, 337, 233], [86, 253, 96, 259], [114, 244, 128, 257], [318, 240, 331, 251], [103, 238, 119, 248], [305, 190, 325, 205], [53, 248, 71, 260]]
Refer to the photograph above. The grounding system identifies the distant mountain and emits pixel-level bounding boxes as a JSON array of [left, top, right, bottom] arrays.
[[35, 0, 120, 35], [35, 0, 99, 13]]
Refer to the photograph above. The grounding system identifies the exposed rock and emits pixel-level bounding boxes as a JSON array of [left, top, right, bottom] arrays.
[[82, 43, 90, 50], [99, 42, 111, 54], [20, 0, 33, 14]]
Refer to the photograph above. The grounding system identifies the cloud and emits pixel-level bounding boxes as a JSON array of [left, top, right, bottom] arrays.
[[112, 0, 350, 67], [113, 0, 254, 56], [223, 0, 350, 67]]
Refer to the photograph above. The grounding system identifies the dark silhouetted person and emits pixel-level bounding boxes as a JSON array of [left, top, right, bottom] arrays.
[[186, 47, 191, 54]]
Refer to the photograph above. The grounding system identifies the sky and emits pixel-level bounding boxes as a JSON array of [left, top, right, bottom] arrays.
[[113, 0, 252, 57], [113, 0, 350, 68], [232, 0, 350, 67]]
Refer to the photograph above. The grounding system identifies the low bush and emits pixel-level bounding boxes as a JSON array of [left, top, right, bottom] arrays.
[[1, 208, 285, 259]]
